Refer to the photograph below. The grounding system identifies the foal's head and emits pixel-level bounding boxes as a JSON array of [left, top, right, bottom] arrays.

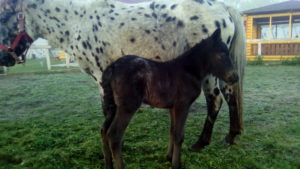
[[202, 29, 238, 84]]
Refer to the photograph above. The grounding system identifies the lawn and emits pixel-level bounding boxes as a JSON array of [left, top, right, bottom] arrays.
[[0, 64, 299, 169]]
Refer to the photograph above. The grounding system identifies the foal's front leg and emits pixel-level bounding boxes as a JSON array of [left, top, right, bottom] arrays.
[[191, 76, 223, 152], [171, 106, 189, 169], [167, 109, 175, 162]]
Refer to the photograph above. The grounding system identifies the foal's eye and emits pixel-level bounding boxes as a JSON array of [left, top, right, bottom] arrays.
[[220, 52, 228, 58], [217, 53, 225, 58]]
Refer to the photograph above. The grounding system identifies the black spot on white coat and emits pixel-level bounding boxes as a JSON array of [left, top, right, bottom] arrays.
[[171, 4, 178, 10], [222, 19, 227, 28], [190, 16, 199, 20], [215, 20, 220, 28]]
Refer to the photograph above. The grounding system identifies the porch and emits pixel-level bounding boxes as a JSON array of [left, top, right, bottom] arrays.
[[244, 4, 300, 61]]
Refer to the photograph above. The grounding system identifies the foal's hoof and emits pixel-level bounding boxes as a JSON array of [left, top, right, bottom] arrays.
[[105, 164, 114, 169], [166, 154, 172, 162], [189, 143, 205, 152], [222, 135, 235, 145], [171, 164, 183, 169]]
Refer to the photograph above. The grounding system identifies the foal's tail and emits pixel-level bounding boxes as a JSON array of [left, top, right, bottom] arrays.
[[101, 64, 117, 123], [226, 6, 246, 130]]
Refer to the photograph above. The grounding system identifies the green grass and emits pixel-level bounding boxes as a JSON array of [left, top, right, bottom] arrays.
[[0, 65, 299, 169]]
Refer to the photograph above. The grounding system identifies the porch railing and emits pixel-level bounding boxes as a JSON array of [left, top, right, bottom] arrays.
[[246, 39, 300, 61]]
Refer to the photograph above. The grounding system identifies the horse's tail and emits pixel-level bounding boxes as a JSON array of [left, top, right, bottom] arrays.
[[101, 64, 116, 122], [227, 5, 246, 130]]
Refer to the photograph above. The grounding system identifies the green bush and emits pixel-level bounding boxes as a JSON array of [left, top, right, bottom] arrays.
[[281, 56, 300, 65], [247, 55, 264, 65]]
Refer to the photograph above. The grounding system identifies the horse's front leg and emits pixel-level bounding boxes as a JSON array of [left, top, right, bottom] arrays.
[[220, 81, 243, 144], [171, 106, 189, 169], [191, 76, 223, 152]]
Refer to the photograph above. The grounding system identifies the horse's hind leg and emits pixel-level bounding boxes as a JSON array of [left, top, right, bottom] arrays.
[[191, 76, 223, 152], [220, 81, 243, 144]]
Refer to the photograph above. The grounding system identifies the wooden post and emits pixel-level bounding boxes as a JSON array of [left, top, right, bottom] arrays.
[[289, 13, 292, 39], [66, 53, 70, 69], [269, 16, 273, 39], [258, 40, 262, 56]]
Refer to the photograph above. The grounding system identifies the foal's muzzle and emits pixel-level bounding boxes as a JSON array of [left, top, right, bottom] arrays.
[[226, 71, 239, 85]]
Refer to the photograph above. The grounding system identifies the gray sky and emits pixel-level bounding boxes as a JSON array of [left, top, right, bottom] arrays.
[[117, 0, 290, 11], [220, 0, 287, 11]]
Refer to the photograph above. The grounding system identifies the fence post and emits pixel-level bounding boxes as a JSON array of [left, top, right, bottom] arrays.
[[66, 53, 70, 69], [4, 66, 7, 74], [45, 48, 51, 70], [258, 40, 262, 56], [0, 66, 6, 75]]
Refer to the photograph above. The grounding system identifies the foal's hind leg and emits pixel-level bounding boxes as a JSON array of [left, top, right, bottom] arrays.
[[191, 76, 223, 152], [101, 95, 116, 169], [107, 104, 140, 169], [102, 116, 114, 169], [219, 81, 243, 144]]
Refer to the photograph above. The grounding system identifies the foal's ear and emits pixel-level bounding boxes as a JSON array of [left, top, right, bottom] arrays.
[[211, 28, 222, 42]]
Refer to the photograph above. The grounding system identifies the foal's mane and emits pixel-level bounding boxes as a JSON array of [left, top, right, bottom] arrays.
[[168, 37, 211, 68], [177, 39, 207, 60]]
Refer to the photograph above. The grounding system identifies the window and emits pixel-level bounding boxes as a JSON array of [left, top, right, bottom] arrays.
[[254, 16, 290, 39], [292, 15, 300, 38], [261, 25, 269, 39], [254, 17, 270, 39], [272, 24, 289, 39], [272, 16, 289, 39], [292, 23, 300, 38]]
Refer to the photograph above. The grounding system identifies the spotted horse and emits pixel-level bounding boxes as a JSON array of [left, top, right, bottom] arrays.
[[0, 0, 246, 165]]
